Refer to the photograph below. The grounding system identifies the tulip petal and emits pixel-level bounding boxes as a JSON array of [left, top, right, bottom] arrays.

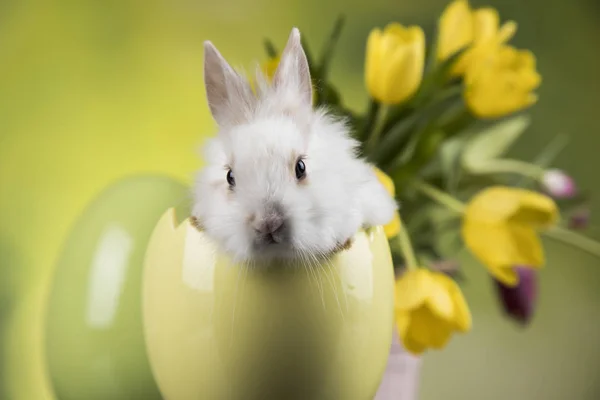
[[464, 187, 523, 223], [508, 189, 558, 228], [435, 273, 472, 332], [472, 8, 499, 43], [463, 221, 545, 285], [429, 323, 453, 349], [462, 189, 554, 285], [374, 167, 395, 197], [401, 331, 427, 355], [507, 224, 546, 266], [394, 269, 431, 311], [424, 278, 455, 321], [490, 266, 519, 287], [365, 29, 383, 99], [384, 23, 412, 41], [384, 212, 401, 239], [437, 0, 474, 61], [409, 306, 452, 349], [497, 21, 517, 44]]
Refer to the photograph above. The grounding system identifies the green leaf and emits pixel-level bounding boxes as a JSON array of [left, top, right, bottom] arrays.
[[423, 26, 439, 75], [410, 46, 468, 108], [514, 134, 571, 188], [369, 113, 420, 166], [371, 94, 462, 167], [320, 82, 341, 106], [263, 39, 278, 58], [439, 132, 473, 194], [461, 114, 531, 171]]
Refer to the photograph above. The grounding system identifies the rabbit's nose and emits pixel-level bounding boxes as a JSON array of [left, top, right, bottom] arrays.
[[252, 203, 287, 243], [259, 215, 285, 235]]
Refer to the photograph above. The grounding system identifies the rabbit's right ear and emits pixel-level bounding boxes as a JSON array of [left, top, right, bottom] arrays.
[[203, 41, 255, 128]]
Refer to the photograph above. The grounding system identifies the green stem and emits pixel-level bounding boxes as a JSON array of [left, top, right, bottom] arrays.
[[411, 179, 466, 213], [357, 98, 380, 143], [515, 134, 571, 188], [380, 103, 411, 135], [395, 214, 418, 270], [543, 226, 600, 258], [469, 159, 545, 179], [365, 105, 389, 154]]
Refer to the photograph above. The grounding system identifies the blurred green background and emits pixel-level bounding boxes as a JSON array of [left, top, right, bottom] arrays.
[[1, 0, 599, 399]]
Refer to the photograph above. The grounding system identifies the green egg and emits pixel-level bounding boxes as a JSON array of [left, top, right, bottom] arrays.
[[44, 175, 190, 400]]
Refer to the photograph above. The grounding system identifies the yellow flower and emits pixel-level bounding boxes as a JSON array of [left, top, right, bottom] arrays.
[[451, 9, 517, 76], [395, 268, 472, 355], [472, 8, 514, 43], [464, 45, 541, 118], [373, 167, 401, 238], [462, 186, 558, 286], [384, 214, 401, 238], [374, 167, 395, 197], [437, 0, 473, 61], [365, 23, 425, 105], [437, 0, 517, 76]]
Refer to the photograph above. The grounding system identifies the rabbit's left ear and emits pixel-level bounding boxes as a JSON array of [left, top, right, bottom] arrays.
[[272, 28, 313, 108]]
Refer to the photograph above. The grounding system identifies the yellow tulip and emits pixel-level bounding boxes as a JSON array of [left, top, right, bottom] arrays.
[[473, 8, 504, 42], [365, 23, 425, 105], [464, 45, 541, 118], [451, 9, 517, 76], [395, 268, 472, 355], [437, 0, 518, 76], [384, 214, 401, 239], [373, 167, 401, 238], [462, 186, 558, 286], [437, 0, 474, 61], [374, 167, 395, 197]]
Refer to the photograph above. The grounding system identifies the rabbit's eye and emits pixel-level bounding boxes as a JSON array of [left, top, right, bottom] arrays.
[[295, 159, 306, 180], [226, 169, 235, 187]]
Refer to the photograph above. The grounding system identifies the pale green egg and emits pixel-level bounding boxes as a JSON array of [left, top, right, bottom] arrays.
[[44, 175, 190, 400], [143, 208, 396, 400]]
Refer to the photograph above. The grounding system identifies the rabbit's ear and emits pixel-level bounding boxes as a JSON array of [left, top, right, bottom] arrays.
[[203, 41, 256, 128], [272, 28, 312, 108]]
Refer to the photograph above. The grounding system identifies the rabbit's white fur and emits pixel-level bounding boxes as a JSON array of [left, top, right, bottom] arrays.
[[192, 28, 397, 263]]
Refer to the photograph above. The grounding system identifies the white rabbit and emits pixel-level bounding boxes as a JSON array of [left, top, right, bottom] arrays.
[[192, 27, 397, 264]]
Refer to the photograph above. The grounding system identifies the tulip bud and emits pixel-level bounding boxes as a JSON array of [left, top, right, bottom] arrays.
[[541, 169, 577, 199], [365, 23, 425, 105], [494, 266, 537, 324], [568, 208, 590, 230]]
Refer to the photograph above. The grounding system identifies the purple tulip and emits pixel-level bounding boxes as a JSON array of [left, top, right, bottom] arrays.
[[541, 169, 577, 199], [494, 267, 537, 325]]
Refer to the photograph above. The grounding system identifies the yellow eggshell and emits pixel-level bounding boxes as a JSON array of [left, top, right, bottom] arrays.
[[142, 208, 395, 400]]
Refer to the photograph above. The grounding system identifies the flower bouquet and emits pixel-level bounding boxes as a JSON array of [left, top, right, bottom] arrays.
[[258, 0, 600, 355]]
